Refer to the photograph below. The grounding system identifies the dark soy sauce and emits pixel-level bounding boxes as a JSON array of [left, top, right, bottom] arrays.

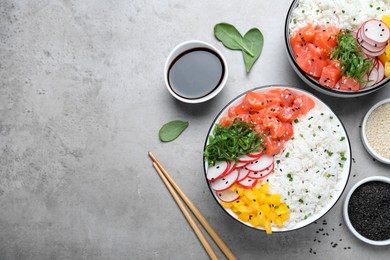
[[168, 48, 225, 100]]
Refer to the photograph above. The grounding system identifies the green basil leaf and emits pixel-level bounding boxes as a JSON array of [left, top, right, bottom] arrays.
[[159, 120, 189, 142], [242, 28, 264, 72], [214, 23, 254, 57]]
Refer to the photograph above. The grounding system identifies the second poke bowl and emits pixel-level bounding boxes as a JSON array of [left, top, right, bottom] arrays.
[[285, 0, 390, 97]]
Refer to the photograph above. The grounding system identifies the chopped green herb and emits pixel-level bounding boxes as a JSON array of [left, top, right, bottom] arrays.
[[300, 134, 304, 138], [274, 205, 279, 209], [340, 136, 345, 141], [316, 9, 320, 13], [294, 118, 299, 123], [288, 191, 291, 196], [342, 10, 345, 13], [318, 125, 322, 129], [302, 10, 305, 13], [308, 124, 312, 128], [313, 133, 316, 137], [340, 152, 347, 161], [293, 18, 297, 24], [276, 159, 281, 164], [287, 173, 293, 182], [329, 116, 334, 119], [339, 163, 344, 168], [330, 30, 373, 82], [291, 137, 295, 140], [285, 152, 290, 158], [327, 151, 333, 156], [304, 215, 308, 220], [299, 199, 304, 203], [320, 113, 324, 116], [370, 4, 373, 7], [318, 195, 322, 199]]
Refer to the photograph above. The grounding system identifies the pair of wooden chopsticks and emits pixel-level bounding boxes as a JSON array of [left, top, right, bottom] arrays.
[[148, 152, 236, 260]]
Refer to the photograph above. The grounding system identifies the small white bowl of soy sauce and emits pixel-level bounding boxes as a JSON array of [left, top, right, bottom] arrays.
[[164, 40, 228, 103]]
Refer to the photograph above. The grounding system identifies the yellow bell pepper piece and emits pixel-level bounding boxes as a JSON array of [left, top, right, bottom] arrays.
[[382, 15, 390, 28], [385, 61, 390, 77]]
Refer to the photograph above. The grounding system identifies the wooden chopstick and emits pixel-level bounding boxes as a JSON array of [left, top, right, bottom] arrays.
[[152, 163, 218, 260], [149, 151, 236, 260]]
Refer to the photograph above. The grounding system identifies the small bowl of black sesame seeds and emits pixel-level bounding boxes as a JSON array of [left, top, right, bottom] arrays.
[[343, 176, 390, 246]]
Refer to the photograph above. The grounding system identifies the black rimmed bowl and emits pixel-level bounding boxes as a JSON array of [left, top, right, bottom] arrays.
[[203, 85, 352, 232], [285, 0, 390, 98]]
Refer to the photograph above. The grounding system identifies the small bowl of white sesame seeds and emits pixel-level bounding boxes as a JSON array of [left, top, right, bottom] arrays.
[[361, 98, 390, 164]]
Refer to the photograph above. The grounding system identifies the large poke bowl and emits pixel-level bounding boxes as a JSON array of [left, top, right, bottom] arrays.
[[203, 85, 351, 233], [285, 0, 390, 97]]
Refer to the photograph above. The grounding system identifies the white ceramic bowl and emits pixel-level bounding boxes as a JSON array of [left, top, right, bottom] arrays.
[[343, 176, 390, 246], [164, 40, 228, 104], [361, 98, 390, 164], [284, 0, 390, 98], [203, 85, 352, 232]]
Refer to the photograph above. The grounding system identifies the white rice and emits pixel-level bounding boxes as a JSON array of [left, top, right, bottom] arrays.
[[268, 108, 349, 228], [289, 0, 390, 33]]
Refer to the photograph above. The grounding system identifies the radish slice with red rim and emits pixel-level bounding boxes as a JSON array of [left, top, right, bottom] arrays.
[[248, 162, 274, 179], [362, 19, 390, 45], [206, 161, 230, 181], [237, 167, 251, 182], [377, 59, 385, 83], [210, 169, 239, 191], [247, 151, 263, 158], [238, 176, 258, 189], [238, 154, 259, 163], [366, 64, 379, 87], [234, 161, 249, 169], [216, 189, 239, 202], [245, 155, 274, 172]]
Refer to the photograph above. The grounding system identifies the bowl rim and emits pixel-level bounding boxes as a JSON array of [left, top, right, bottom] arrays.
[[284, 0, 390, 97], [163, 40, 229, 104], [203, 84, 352, 233], [343, 176, 390, 246], [361, 98, 390, 164]]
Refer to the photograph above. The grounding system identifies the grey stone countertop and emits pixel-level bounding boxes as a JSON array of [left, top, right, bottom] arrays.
[[1, 0, 389, 259]]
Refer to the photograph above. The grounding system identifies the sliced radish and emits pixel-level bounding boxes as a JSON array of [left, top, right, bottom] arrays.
[[245, 155, 274, 172], [247, 151, 264, 158], [366, 64, 379, 87], [234, 161, 249, 169], [216, 189, 239, 202], [238, 176, 258, 189], [248, 162, 274, 179], [238, 154, 258, 163], [360, 73, 368, 89], [207, 161, 230, 182], [361, 45, 386, 57], [237, 167, 251, 182], [377, 59, 385, 83], [357, 27, 387, 48], [210, 169, 239, 191], [362, 19, 390, 45], [358, 30, 386, 53]]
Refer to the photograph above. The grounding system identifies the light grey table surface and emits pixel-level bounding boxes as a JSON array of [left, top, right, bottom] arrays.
[[0, 0, 389, 259]]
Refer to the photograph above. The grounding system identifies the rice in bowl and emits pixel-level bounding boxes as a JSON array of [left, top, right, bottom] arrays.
[[269, 108, 349, 228]]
